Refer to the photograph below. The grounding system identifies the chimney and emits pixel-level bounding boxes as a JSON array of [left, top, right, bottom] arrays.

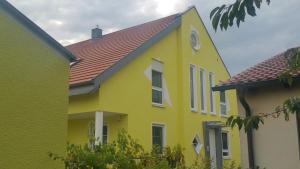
[[91, 26, 102, 39]]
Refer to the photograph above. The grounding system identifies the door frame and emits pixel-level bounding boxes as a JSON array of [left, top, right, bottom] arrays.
[[203, 121, 223, 169]]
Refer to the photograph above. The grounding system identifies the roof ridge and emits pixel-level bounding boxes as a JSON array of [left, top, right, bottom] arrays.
[[66, 13, 180, 48], [214, 46, 300, 91], [231, 51, 287, 78]]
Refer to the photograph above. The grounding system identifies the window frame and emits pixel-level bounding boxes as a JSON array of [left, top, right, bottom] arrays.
[[102, 124, 108, 144], [221, 131, 231, 159], [192, 134, 202, 154], [190, 64, 198, 112], [190, 26, 200, 51], [209, 72, 216, 115], [151, 123, 166, 150], [220, 91, 228, 117], [199, 68, 207, 113], [151, 60, 164, 106]]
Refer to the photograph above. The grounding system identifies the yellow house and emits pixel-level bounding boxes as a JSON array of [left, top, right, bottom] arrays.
[[0, 1, 76, 168], [67, 6, 240, 167]]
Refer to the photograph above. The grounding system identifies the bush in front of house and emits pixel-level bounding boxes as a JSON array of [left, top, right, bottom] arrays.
[[48, 130, 241, 169]]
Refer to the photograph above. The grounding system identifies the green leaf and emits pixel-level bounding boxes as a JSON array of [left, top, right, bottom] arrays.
[[246, 1, 256, 16], [238, 2, 246, 22], [236, 18, 241, 27], [220, 11, 229, 31], [226, 116, 234, 126], [229, 2, 239, 26], [219, 4, 227, 12], [212, 11, 222, 31], [254, 0, 262, 8], [210, 7, 220, 19]]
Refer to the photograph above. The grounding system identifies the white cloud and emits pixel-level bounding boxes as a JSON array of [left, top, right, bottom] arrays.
[[7, 0, 300, 75]]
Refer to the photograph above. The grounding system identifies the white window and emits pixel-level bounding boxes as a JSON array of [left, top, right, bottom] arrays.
[[88, 121, 108, 145], [209, 72, 216, 114], [192, 134, 202, 154], [103, 125, 108, 144], [199, 68, 206, 113], [190, 65, 197, 111], [152, 60, 163, 105], [152, 124, 166, 151], [220, 91, 228, 116], [221, 131, 230, 158]]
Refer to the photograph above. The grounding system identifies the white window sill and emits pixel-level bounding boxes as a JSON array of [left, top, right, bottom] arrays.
[[200, 111, 207, 114], [152, 103, 165, 108], [210, 112, 217, 115], [220, 114, 229, 118], [191, 109, 198, 113], [222, 156, 231, 160]]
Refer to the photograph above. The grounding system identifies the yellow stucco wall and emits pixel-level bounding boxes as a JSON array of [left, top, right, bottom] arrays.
[[68, 8, 240, 165], [0, 8, 69, 169], [179, 9, 240, 164]]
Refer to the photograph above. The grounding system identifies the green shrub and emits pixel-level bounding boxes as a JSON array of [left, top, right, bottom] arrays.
[[49, 130, 244, 169]]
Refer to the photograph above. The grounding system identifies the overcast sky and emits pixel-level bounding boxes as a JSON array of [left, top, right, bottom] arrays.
[[8, 0, 300, 75]]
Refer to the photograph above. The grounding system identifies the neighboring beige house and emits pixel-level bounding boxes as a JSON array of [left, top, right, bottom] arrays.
[[213, 47, 300, 169]]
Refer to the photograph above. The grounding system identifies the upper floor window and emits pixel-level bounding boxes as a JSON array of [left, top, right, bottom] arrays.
[[190, 65, 197, 111], [209, 72, 216, 114], [199, 68, 206, 113], [221, 131, 230, 159], [220, 91, 228, 116], [152, 60, 163, 105]]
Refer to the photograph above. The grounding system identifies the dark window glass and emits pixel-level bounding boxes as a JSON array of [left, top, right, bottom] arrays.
[[297, 115, 300, 157], [220, 91, 225, 103], [152, 70, 162, 88], [103, 125, 108, 144], [190, 66, 195, 109], [192, 138, 198, 148], [152, 89, 162, 104], [209, 73, 214, 112], [152, 125, 163, 151], [222, 132, 229, 157], [222, 133, 228, 149], [220, 91, 227, 115], [200, 70, 205, 111], [152, 70, 163, 104]]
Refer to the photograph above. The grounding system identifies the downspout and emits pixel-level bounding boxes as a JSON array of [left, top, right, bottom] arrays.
[[237, 88, 255, 169]]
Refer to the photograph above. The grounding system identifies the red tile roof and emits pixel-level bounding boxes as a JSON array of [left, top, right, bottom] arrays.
[[67, 14, 179, 85], [216, 47, 300, 89]]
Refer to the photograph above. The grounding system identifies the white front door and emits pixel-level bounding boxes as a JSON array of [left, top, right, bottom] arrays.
[[209, 129, 217, 169]]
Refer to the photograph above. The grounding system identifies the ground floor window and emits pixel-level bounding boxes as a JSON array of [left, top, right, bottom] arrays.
[[152, 124, 165, 151], [88, 121, 108, 145], [221, 131, 230, 158], [297, 115, 300, 157], [103, 125, 108, 144]]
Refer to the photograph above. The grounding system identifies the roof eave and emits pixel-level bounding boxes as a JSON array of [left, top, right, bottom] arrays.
[[0, 0, 77, 62], [69, 80, 96, 96], [213, 76, 300, 91]]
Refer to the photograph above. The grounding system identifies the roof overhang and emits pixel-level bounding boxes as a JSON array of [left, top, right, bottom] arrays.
[[0, 0, 77, 62], [213, 76, 300, 91]]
